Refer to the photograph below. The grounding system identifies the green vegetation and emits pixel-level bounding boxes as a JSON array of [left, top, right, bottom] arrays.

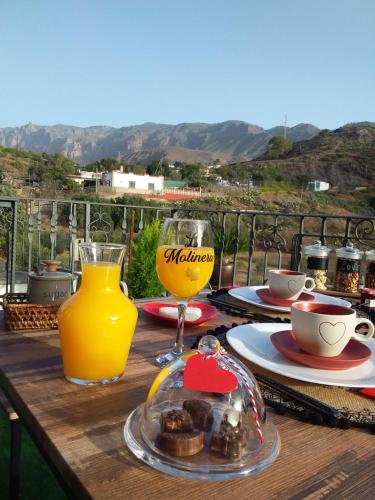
[[0, 146, 79, 191], [265, 136, 293, 159], [28, 153, 77, 188], [83, 157, 122, 172], [126, 220, 165, 298], [0, 411, 66, 499]]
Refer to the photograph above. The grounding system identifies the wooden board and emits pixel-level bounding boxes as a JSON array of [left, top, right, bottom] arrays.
[[314, 287, 361, 300]]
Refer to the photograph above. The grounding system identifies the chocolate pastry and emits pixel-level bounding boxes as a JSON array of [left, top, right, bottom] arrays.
[[210, 427, 247, 459], [183, 399, 213, 430], [156, 430, 204, 457], [160, 409, 193, 433]]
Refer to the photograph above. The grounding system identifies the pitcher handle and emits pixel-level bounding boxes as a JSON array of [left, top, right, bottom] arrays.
[[120, 281, 128, 296]]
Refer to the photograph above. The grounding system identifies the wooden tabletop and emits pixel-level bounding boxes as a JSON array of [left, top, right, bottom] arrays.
[[0, 300, 374, 500]]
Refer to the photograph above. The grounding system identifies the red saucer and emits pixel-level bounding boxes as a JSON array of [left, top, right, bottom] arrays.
[[142, 302, 219, 328], [271, 330, 372, 370], [256, 287, 315, 307]]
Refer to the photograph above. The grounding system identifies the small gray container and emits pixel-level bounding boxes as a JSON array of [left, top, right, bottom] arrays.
[[27, 260, 73, 305]]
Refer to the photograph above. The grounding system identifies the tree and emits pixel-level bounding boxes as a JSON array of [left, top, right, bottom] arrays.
[[146, 160, 170, 177], [132, 164, 146, 175], [294, 173, 310, 190], [28, 153, 76, 187], [126, 220, 165, 298], [266, 136, 293, 159], [228, 164, 249, 184], [179, 163, 205, 185], [83, 158, 121, 172]]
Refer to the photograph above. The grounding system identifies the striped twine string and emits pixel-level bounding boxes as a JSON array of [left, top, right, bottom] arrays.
[[205, 348, 264, 445]]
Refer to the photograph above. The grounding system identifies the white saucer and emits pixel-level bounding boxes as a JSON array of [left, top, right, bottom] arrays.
[[228, 286, 351, 313], [226, 323, 375, 387]]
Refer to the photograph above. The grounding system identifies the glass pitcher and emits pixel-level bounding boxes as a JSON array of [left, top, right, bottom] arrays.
[[57, 243, 138, 385]]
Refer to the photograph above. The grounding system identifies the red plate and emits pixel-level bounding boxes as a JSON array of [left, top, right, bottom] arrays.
[[142, 302, 219, 327], [271, 330, 372, 370], [256, 287, 315, 307]]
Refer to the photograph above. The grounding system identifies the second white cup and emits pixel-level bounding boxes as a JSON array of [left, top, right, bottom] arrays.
[[268, 269, 315, 300]]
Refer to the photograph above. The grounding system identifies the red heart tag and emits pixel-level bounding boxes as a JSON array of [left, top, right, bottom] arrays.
[[183, 353, 238, 393]]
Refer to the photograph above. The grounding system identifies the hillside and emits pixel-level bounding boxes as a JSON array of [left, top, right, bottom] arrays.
[[0, 121, 319, 164], [0, 146, 77, 189], [122, 146, 234, 165], [240, 124, 375, 189]]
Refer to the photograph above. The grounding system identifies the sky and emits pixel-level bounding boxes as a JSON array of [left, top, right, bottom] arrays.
[[0, 0, 374, 130]]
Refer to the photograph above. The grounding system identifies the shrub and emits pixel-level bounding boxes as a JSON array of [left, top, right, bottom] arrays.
[[126, 219, 164, 298]]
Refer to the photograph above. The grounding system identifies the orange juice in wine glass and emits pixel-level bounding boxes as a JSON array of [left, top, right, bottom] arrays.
[[156, 245, 214, 301], [155, 219, 214, 367]]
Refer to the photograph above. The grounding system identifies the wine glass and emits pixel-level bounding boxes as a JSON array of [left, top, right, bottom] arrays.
[[155, 218, 214, 367]]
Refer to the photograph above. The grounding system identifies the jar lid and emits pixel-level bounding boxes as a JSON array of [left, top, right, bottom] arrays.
[[29, 261, 72, 281], [29, 271, 73, 281], [335, 242, 363, 260], [304, 240, 331, 257]]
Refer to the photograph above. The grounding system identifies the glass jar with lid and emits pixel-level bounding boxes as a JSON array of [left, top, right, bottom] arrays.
[[334, 242, 363, 293], [365, 250, 375, 288], [304, 241, 331, 290]]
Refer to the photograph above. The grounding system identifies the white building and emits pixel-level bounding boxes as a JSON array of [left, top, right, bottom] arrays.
[[307, 180, 330, 192], [102, 171, 164, 192]]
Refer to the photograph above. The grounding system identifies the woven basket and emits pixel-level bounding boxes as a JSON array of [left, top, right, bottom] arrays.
[[2, 293, 60, 331]]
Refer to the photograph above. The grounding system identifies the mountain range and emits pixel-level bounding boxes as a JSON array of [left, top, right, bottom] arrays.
[[243, 123, 375, 189], [0, 121, 320, 164]]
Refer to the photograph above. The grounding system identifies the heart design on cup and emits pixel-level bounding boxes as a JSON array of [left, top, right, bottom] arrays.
[[318, 322, 346, 346], [183, 353, 238, 393], [288, 279, 303, 294]]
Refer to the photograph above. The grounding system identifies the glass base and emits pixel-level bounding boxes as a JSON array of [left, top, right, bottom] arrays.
[[65, 374, 122, 385], [154, 351, 183, 368], [124, 404, 281, 480]]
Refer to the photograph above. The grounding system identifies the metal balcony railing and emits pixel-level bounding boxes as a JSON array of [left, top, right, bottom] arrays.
[[1, 195, 375, 294]]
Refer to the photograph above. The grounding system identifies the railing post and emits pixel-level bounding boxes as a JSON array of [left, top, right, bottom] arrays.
[[232, 213, 241, 285], [246, 214, 256, 286], [290, 216, 305, 270], [84, 202, 91, 242], [10, 199, 18, 293], [217, 213, 226, 288], [343, 218, 351, 246], [0, 196, 19, 293], [50, 201, 58, 260]]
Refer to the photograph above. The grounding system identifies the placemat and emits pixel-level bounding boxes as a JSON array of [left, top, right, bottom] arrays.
[[198, 291, 375, 433]]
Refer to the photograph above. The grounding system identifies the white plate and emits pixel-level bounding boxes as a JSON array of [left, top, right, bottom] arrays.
[[226, 323, 375, 387], [228, 286, 352, 313]]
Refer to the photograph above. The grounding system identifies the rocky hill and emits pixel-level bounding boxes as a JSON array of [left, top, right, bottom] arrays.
[[0, 121, 319, 164], [241, 124, 375, 189]]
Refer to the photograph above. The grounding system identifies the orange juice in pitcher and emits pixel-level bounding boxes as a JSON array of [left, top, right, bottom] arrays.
[[57, 243, 137, 385]]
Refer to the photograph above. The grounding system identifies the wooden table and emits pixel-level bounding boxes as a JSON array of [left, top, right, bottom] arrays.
[[0, 300, 374, 500]]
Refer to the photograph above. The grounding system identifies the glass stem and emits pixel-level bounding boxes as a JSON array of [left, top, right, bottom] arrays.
[[173, 302, 187, 356]]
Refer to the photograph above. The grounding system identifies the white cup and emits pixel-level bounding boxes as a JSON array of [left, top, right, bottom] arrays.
[[268, 270, 315, 300], [291, 302, 374, 357]]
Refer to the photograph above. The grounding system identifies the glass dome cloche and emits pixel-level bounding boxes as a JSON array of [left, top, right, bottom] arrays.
[[124, 336, 280, 480]]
